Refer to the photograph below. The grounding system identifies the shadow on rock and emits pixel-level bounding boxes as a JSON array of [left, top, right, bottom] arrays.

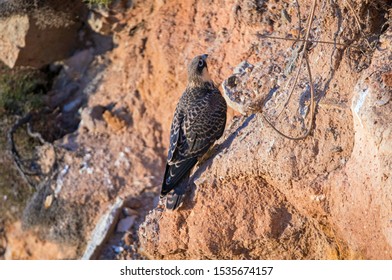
[[22, 182, 93, 253]]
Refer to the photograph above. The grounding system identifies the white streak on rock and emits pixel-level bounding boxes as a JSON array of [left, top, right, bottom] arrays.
[[82, 197, 123, 260], [353, 84, 369, 128]]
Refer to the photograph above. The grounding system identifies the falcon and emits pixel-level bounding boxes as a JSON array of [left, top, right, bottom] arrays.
[[160, 54, 227, 210]]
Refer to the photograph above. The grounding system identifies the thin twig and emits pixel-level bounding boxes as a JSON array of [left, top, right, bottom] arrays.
[[278, 0, 317, 115], [256, 34, 361, 50], [8, 113, 37, 189], [344, 0, 372, 50], [27, 122, 46, 145], [344, 0, 363, 31], [8, 113, 58, 189], [262, 0, 317, 140], [263, 55, 315, 140], [295, 0, 302, 37]]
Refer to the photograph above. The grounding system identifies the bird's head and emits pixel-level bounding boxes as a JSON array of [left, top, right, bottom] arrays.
[[187, 54, 213, 87]]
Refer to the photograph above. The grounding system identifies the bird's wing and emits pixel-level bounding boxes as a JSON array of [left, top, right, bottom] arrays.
[[185, 89, 227, 156], [161, 100, 198, 196], [166, 104, 182, 162]]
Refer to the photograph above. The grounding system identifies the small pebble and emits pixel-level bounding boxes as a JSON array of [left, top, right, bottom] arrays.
[[116, 216, 136, 233], [123, 207, 138, 216], [112, 245, 124, 254], [44, 195, 53, 209]]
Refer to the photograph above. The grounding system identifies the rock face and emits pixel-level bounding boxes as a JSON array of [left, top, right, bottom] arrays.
[[0, 14, 30, 68], [329, 31, 392, 257], [1, 0, 391, 260], [0, 0, 87, 68], [138, 0, 392, 259]]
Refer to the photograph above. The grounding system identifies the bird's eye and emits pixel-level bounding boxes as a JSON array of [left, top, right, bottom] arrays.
[[198, 59, 204, 67]]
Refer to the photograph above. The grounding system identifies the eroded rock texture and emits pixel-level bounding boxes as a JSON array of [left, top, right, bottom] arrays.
[[2, 0, 391, 260], [139, 0, 392, 259]]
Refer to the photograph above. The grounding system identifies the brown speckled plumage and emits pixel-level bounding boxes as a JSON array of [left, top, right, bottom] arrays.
[[160, 54, 227, 210]]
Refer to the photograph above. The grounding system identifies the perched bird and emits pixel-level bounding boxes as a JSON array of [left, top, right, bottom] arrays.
[[160, 54, 227, 210]]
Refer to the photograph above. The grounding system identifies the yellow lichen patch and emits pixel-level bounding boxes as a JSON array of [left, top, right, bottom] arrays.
[[44, 195, 53, 209], [103, 110, 127, 132]]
